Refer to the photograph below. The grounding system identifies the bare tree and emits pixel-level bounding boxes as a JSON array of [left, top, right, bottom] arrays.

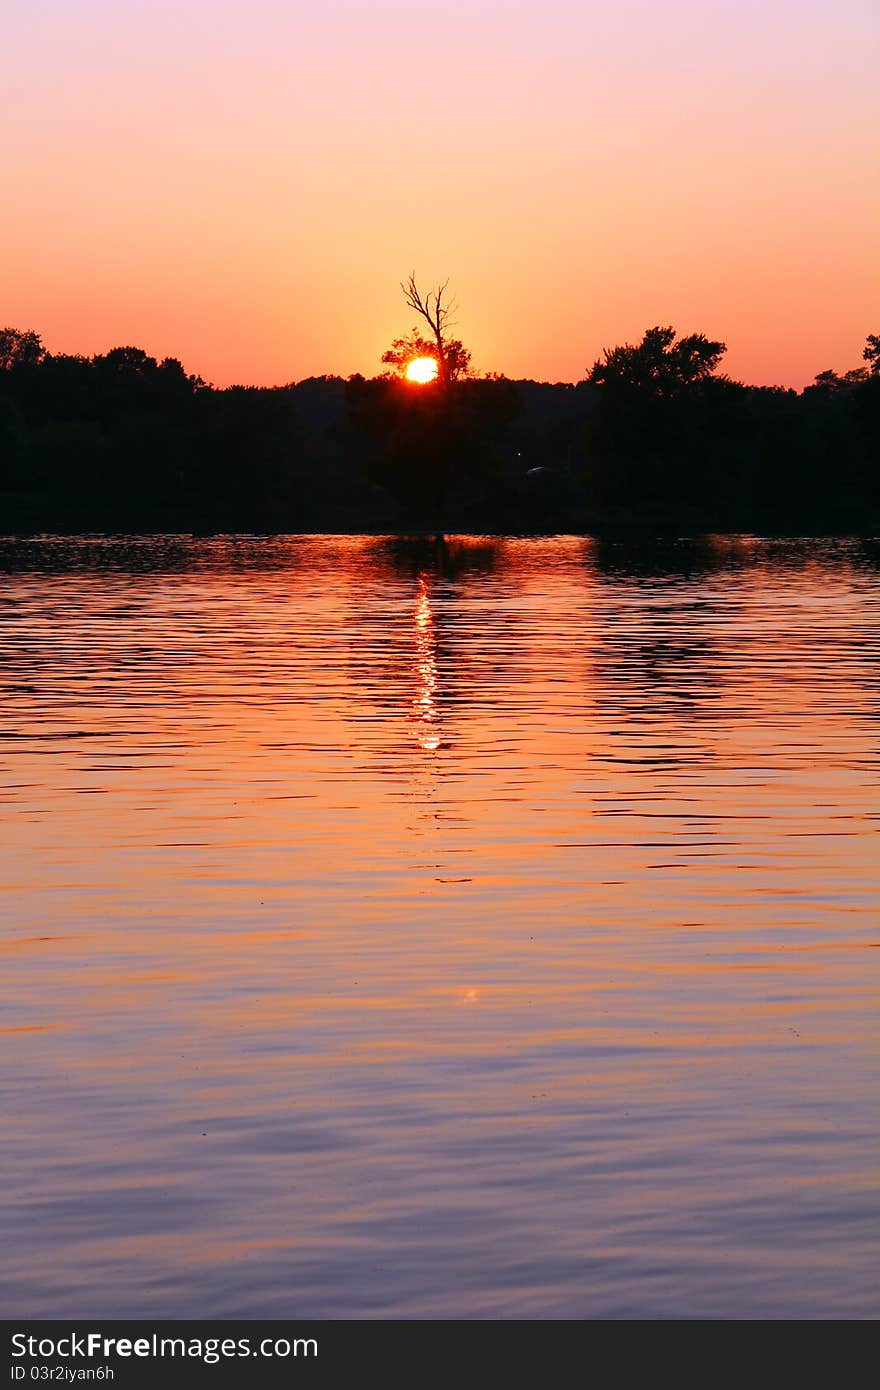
[[401, 274, 458, 383]]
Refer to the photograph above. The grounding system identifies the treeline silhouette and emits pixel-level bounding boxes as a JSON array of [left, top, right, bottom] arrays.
[[1, 326, 878, 533]]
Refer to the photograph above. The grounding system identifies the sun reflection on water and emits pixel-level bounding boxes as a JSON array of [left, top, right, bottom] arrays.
[[412, 573, 440, 752]]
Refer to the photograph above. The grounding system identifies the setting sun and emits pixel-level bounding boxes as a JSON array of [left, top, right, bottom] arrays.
[[405, 356, 439, 384]]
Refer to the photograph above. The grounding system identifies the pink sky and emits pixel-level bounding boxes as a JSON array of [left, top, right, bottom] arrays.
[[3, 0, 878, 387]]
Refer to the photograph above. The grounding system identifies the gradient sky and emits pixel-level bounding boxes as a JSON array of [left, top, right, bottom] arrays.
[[4, 0, 878, 387]]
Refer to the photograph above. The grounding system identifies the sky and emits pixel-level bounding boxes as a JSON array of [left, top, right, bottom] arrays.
[[3, 0, 879, 388]]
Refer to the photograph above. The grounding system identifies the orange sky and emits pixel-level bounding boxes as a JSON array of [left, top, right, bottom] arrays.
[[3, 1, 878, 388]]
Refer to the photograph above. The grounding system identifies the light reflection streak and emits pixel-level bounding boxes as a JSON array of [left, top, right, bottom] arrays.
[[412, 574, 440, 752]]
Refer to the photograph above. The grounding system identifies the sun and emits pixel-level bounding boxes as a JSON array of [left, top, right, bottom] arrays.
[[405, 356, 439, 384]]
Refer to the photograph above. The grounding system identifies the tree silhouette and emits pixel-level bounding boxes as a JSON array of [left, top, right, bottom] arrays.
[[0, 327, 45, 371], [381, 328, 471, 382], [583, 325, 732, 507], [397, 274, 471, 383], [587, 325, 726, 396], [864, 334, 880, 376], [811, 367, 869, 391]]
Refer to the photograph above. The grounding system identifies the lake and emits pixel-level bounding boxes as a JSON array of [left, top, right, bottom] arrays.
[[1, 534, 878, 1318]]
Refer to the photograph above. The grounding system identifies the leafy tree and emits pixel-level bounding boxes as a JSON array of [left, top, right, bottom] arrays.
[[864, 334, 880, 376], [92, 345, 159, 375], [381, 329, 436, 377], [583, 326, 733, 508], [810, 367, 869, 392], [586, 325, 726, 396], [0, 327, 45, 371], [381, 328, 471, 382], [91, 346, 204, 390]]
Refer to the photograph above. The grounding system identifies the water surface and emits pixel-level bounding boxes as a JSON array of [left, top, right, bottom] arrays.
[[2, 534, 879, 1318]]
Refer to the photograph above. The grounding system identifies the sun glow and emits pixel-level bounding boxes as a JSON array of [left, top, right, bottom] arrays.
[[405, 356, 439, 384]]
